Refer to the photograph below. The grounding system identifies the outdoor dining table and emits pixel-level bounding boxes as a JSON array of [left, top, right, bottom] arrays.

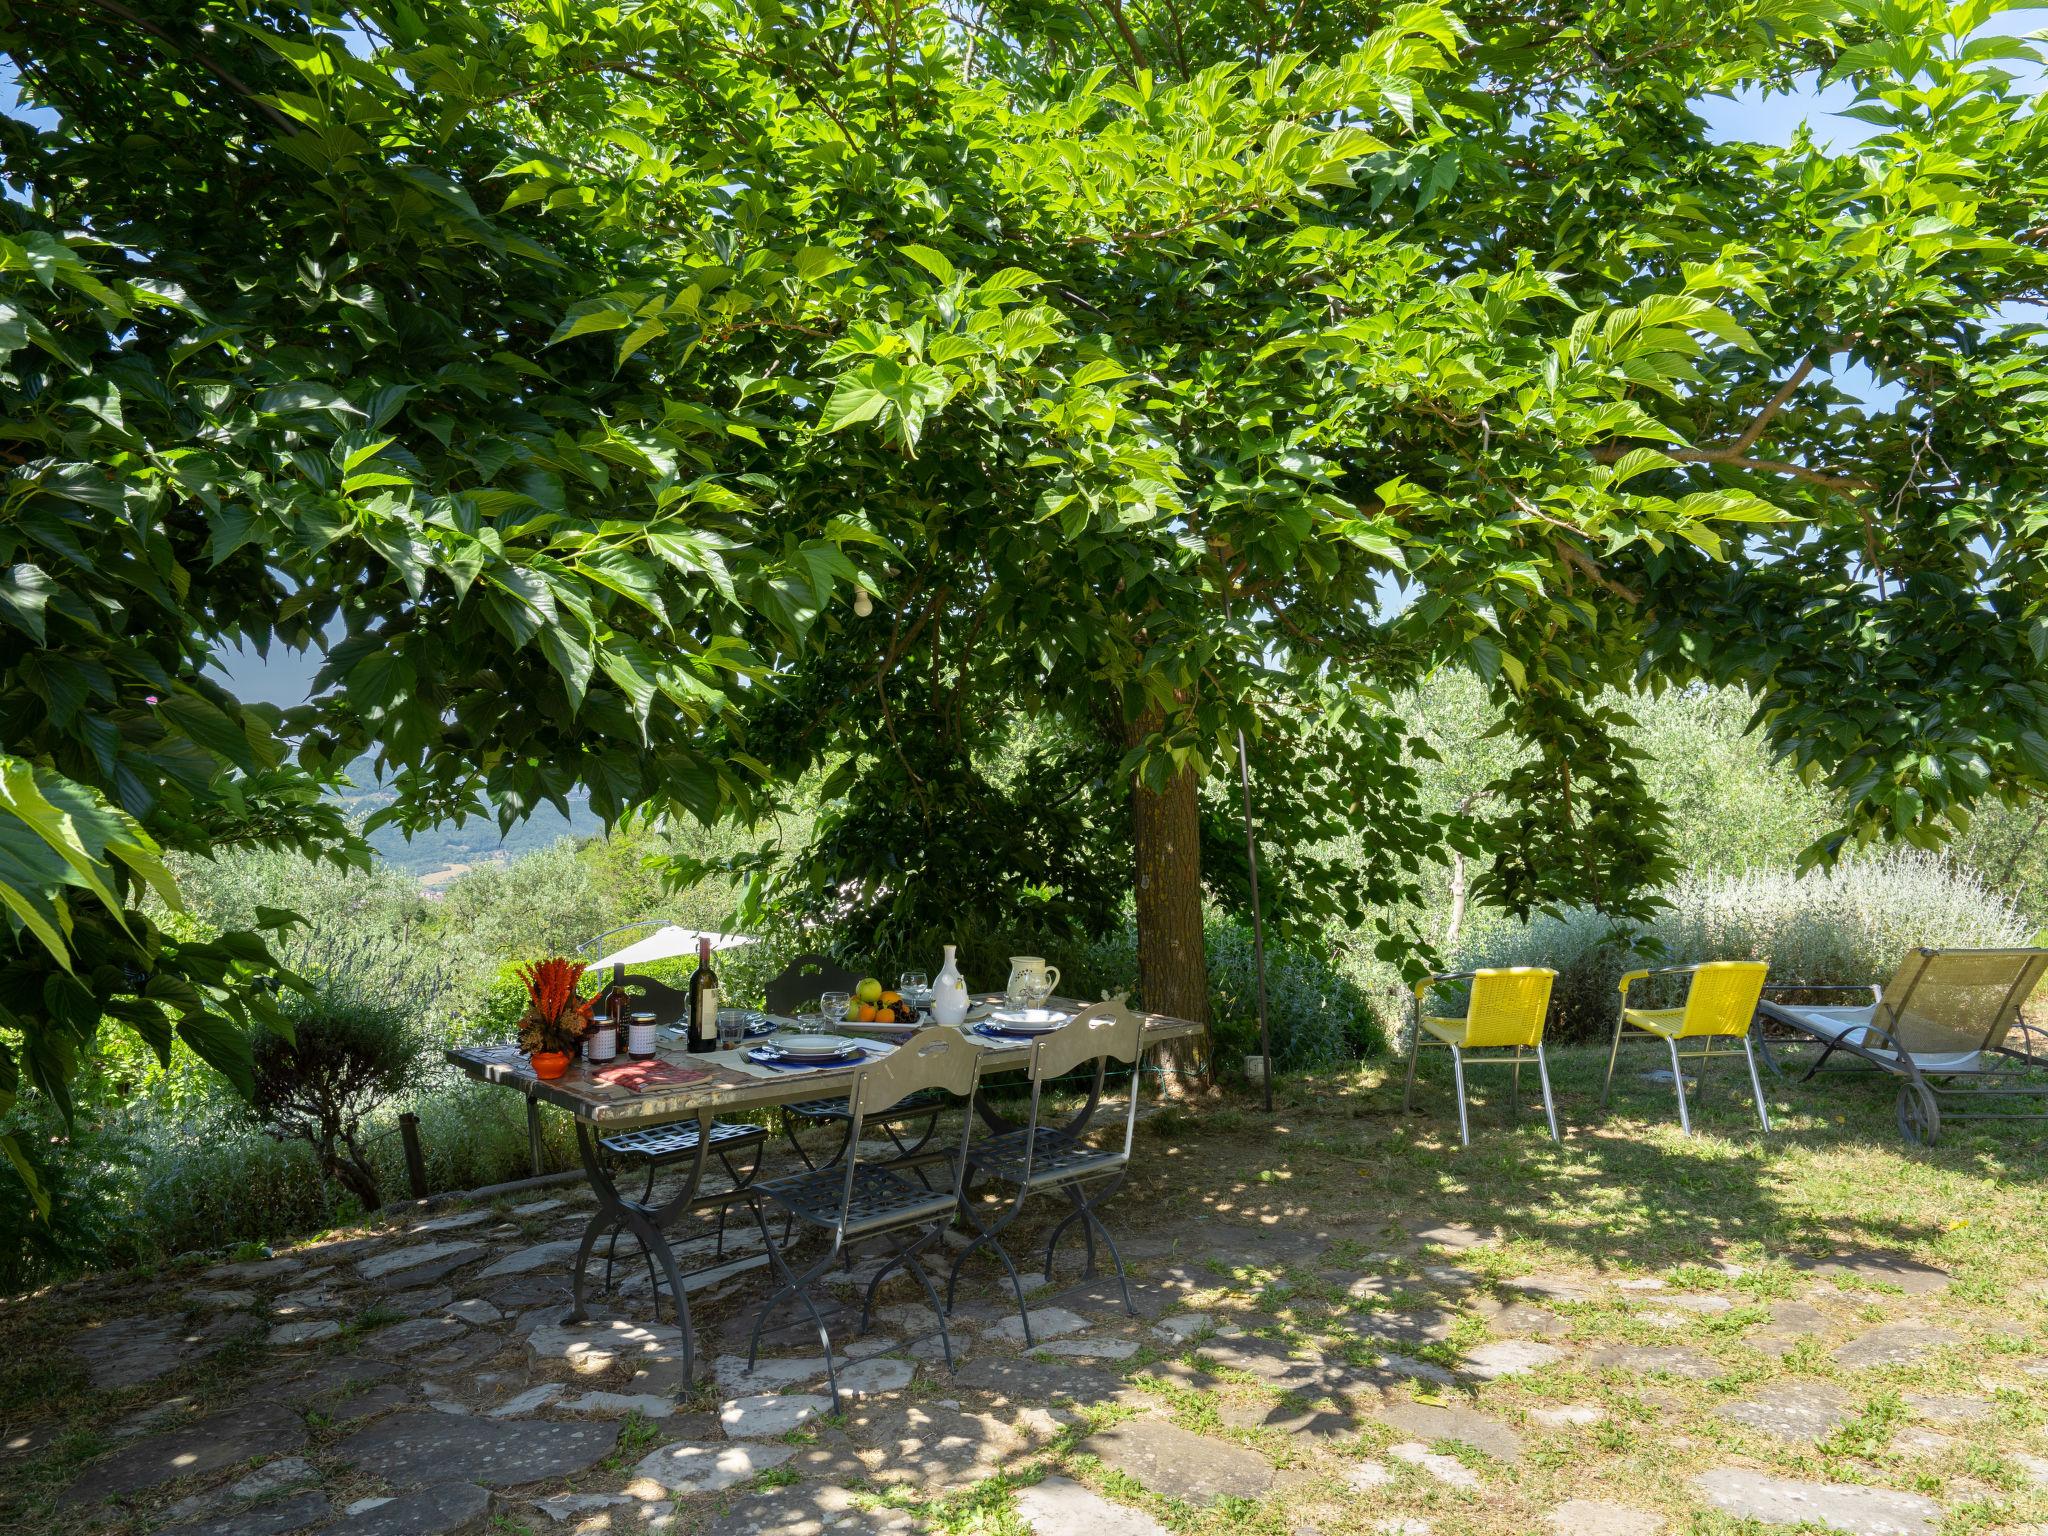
[[443, 995, 1203, 1388]]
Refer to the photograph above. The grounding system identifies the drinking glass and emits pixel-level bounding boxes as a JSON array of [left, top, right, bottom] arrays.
[[898, 971, 928, 1002], [819, 991, 852, 1031], [717, 1008, 746, 1052]]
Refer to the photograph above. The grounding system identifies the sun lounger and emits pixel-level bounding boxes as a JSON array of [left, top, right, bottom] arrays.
[[1753, 947, 2048, 1143]]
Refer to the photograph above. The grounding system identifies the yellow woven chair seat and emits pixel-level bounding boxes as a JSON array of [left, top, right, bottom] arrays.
[[1621, 1007, 1689, 1038], [1420, 1015, 1473, 1046]]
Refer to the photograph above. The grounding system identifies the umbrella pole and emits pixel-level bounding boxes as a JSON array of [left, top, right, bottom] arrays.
[[1237, 727, 1275, 1113]]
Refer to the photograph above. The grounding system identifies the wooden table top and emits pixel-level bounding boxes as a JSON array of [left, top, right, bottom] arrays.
[[444, 998, 1204, 1126]]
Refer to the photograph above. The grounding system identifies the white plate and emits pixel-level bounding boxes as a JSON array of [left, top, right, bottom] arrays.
[[770, 1033, 867, 1060], [988, 1008, 1071, 1033]]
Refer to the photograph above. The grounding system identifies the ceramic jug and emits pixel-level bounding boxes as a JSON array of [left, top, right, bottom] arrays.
[[931, 945, 970, 1026], [1005, 955, 1060, 1005]]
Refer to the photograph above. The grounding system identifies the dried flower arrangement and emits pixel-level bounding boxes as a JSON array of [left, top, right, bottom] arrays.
[[516, 957, 594, 1056]]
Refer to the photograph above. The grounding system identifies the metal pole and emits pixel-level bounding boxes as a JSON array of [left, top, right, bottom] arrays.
[[1237, 728, 1275, 1113]]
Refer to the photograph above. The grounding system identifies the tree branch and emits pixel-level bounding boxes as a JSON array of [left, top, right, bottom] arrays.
[[1592, 443, 1875, 492], [1730, 352, 1815, 455], [62, 0, 302, 137]]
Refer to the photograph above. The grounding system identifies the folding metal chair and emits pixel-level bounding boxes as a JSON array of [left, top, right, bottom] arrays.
[[945, 1001, 1145, 1346], [1403, 967, 1559, 1146], [768, 952, 946, 1176], [1601, 960, 1772, 1134], [745, 1027, 980, 1409]]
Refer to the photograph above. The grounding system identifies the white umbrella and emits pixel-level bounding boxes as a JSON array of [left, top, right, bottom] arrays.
[[590, 925, 755, 972]]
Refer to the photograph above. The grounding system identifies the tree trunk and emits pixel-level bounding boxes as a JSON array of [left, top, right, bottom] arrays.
[[1127, 712, 1212, 1095], [327, 1125, 383, 1214]]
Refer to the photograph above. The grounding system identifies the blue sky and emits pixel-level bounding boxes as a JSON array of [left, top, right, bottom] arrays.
[[1698, 10, 2048, 150]]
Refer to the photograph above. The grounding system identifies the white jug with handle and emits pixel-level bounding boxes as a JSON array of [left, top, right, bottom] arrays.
[[931, 945, 970, 1026], [1005, 955, 1060, 1006]]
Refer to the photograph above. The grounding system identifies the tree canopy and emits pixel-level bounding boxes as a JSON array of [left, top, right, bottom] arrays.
[[1, 0, 2044, 1216]]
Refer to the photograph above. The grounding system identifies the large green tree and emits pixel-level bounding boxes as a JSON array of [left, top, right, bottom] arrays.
[[0, 0, 2042, 1224]]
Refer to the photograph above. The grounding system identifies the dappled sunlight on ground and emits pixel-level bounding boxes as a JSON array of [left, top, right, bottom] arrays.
[[6, 1045, 2048, 1535]]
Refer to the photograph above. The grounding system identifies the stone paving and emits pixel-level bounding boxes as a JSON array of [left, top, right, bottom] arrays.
[[7, 1178, 2048, 1536]]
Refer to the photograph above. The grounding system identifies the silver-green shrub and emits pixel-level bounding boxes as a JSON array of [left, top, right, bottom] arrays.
[[1452, 852, 2034, 1041]]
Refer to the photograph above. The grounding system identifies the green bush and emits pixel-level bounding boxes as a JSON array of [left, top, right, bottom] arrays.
[[0, 1101, 136, 1293], [1058, 911, 1382, 1079], [129, 1118, 333, 1259], [249, 978, 424, 1215], [387, 1079, 577, 1195], [1452, 852, 2033, 1042]]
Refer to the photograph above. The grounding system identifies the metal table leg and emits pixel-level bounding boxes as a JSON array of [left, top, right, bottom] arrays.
[[973, 1063, 1107, 1137], [562, 1109, 712, 1391]]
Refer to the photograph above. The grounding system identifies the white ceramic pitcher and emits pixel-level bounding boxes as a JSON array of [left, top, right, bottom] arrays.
[[1005, 955, 1060, 1005], [931, 944, 970, 1026]]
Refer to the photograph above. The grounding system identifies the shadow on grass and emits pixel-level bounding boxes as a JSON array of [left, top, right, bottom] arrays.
[[1125, 1043, 2048, 1284]]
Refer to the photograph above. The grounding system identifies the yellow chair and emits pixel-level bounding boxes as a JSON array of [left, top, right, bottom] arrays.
[[1600, 961, 1772, 1134], [1402, 968, 1559, 1146]]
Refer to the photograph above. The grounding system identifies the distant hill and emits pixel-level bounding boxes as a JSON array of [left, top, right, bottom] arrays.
[[334, 754, 605, 877]]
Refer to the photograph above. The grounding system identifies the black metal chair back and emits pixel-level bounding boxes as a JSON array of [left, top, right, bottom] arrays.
[[613, 972, 689, 1027], [764, 952, 861, 1016]]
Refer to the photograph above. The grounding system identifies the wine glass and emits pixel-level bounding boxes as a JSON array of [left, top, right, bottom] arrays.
[[898, 971, 928, 1005], [819, 990, 851, 1033]]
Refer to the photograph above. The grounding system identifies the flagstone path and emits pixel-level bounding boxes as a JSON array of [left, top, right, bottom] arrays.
[[8, 1179, 2047, 1536]]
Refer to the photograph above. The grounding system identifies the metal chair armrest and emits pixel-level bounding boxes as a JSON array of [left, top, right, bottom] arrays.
[[1617, 964, 1699, 1001], [1414, 970, 1477, 1002]]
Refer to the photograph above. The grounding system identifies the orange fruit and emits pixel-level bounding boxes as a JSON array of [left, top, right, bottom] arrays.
[[880, 990, 902, 1005], [858, 1004, 878, 1022]]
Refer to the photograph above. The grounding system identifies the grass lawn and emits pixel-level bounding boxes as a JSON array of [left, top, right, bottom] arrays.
[[950, 1042, 2048, 1535], [5, 1042, 2047, 1536]]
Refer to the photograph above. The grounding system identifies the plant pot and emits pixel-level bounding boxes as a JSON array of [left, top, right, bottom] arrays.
[[529, 1050, 571, 1080]]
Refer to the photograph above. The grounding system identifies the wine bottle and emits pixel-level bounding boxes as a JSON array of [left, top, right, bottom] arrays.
[[686, 937, 719, 1054]]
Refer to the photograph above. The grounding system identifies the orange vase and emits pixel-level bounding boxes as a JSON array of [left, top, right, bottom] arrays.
[[529, 1050, 571, 1080]]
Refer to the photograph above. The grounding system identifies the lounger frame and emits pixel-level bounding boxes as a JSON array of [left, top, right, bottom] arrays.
[[1751, 948, 2048, 1143]]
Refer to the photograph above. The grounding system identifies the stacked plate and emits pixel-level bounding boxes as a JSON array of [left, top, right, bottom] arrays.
[[987, 1007, 1070, 1033], [749, 1033, 867, 1066], [973, 1007, 1072, 1042]]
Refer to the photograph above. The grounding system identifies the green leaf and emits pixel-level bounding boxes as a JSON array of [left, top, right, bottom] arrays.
[[899, 245, 958, 285], [253, 382, 361, 416]]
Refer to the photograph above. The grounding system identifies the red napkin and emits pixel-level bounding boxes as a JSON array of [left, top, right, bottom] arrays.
[[589, 1059, 711, 1092]]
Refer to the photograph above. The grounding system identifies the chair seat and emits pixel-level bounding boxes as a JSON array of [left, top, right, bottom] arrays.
[[786, 1089, 948, 1125], [1621, 1006, 1690, 1039], [1425, 1015, 1540, 1056], [1419, 1014, 1469, 1046], [1754, 1000, 1984, 1073], [1625, 1006, 1757, 1041], [966, 1125, 1124, 1187], [601, 1119, 768, 1163], [755, 1163, 958, 1234]]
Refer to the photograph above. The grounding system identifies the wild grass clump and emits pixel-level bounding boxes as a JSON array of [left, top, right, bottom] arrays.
[[1455, 852, 2033, 1041]]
